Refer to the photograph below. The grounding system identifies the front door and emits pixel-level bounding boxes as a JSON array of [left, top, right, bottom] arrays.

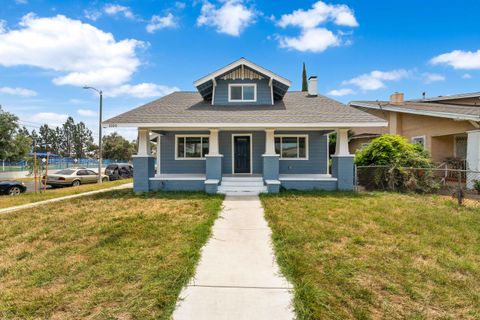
[[233, 135, 251, 174]]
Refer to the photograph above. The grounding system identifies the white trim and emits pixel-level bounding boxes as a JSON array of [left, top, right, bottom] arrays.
[[326, 133, 330, 175], [193, 57, 292, 87], [104, 122, 388, 129], [156, 135, 161, 175], [350, 101, 480, 121], [174, 134, 210, 160], [211, 78, 217, 105], [411, 135, 426, 148], [274, 134, 309, 160], [231, 134, 253, 174], [269, 77, 274, 105], [228, 83, 257, 103], [151, 173, 206, 181]]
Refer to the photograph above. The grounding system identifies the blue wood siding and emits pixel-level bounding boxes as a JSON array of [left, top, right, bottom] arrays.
[[160, 131, 208, 174], [277, 131, 329, 174], [214, 79, 272, 105], [219, 131, 265, 174]]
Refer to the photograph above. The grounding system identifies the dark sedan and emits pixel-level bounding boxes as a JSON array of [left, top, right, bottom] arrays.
[[0, 180, 27, 196]]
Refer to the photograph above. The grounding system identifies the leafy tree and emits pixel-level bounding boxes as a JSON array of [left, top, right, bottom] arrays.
[[102, 133, 136, 161], [73, 122, 93, 158], [0, 106, 32, 161], [355, 134, 437, 192], [302, 62, 308, 92]]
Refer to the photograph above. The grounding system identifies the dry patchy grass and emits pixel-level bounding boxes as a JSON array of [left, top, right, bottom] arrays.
[[0, 190, 223, 319], [0, 179, 132, 209], [261, 192, 480, 320]]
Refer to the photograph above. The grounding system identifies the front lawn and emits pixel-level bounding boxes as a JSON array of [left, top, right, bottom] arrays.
[[0, 190, 223, 319], [0, 178, 132, 209], [261, 192, 480, 319]]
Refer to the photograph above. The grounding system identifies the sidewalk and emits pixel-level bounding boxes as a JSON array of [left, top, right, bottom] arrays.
[[0, 183, 133, 215], [173, 195, 294, 320]]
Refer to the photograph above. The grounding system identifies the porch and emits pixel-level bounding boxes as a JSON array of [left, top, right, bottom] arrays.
[[133, 128, 354, 194]]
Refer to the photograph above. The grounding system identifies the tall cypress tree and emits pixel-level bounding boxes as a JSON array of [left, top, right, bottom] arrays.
[[301, 62, 308, 92]]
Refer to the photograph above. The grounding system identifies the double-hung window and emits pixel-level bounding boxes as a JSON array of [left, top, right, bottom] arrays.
[[275, 135, 308, 160], [176, 135, 209, 159], [411, 136, 426, 148], [228, 84, 256, 102]]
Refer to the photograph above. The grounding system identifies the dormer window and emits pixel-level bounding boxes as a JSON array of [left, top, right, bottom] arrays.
[[228, 84, 257, 102]]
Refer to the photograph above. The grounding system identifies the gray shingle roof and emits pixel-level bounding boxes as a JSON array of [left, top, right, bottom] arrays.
[[350, 100, 480, 120], [104, 91, 385, 126]]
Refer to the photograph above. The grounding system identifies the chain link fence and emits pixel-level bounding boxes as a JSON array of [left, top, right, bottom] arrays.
[[355, 165, 480, 205]]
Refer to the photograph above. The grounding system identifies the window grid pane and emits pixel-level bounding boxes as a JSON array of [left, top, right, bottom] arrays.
[[276, 136, 307, 159], [243, 85, 255, 100], [185, 137, 202, 158], [230, 86, 242, 100], [202, 137, 209, 157], [298, 137, 306, 158], [177, 137, 185, 158]]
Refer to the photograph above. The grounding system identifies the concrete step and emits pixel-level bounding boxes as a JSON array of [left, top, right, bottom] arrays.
[[221, 177, 263, 182], [220, 181, 265, 187], [218, 186, 268, 194], [220, 191, 266, 196]]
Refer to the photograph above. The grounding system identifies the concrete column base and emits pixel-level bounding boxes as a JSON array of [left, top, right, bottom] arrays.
[[332, 155, 355, 191], [262, 154, 280, 181], [133, 155, 155, 192], [206, 155, 223, 180]]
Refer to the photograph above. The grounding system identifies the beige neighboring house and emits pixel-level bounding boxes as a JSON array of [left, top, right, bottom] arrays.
[[349, 92, 480, 186]]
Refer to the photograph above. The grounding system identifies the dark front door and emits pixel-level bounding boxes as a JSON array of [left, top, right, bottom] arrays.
[[234, 136, 251, 174]]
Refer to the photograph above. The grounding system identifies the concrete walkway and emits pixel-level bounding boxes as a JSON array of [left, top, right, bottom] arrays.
[[173, 195, 294, 320], [0, 183, 133, 214]]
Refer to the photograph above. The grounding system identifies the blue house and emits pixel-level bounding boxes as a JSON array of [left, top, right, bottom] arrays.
[[104, 58, 386, 194]]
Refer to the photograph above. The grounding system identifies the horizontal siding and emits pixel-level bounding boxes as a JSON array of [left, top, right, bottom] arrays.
[[214, 79, 271, 105], [277, 131, 329, 174], [160, 131, 208, 174], [219, 131, 265, 174]]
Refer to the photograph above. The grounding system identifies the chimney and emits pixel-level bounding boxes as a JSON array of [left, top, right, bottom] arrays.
[[307, 76, 318, 96], [390, 92, 404, 105]]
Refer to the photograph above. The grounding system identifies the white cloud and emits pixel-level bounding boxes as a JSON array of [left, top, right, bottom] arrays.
[[197, 0, 256, 36], [279, 27, 339, 53], [77, 109, 97, 117], [328, 88, 355, 96], [175, 2, 186, 9], [463, 73, 472, 79], [84, 9, 102, 21], [32, 112, 69, 127], [104, 83, 179, 98], [104, 4, 134, 19], [343, 69, 410, 91], [276, 1, 357, 53], [430, 50, 480, 70], [0, 86, 37, 97], [423, 73, 445, 84], [0, 20, 6, 33], [15, 0, 28, 4], [146, 13, 177, 33], [0, 13, 144, 88], [277, 1, 358, 29]]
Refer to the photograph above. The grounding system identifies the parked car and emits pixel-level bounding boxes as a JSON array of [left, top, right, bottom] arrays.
[[105, 163, 133, 181], [43, 168, 109, 187], [0, 180, 27, 196]]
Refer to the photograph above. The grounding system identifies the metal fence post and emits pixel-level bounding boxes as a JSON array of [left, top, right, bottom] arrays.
[[457, 170, 463, 206]]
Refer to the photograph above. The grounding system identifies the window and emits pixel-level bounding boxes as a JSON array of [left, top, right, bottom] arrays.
[[228, 84, 257, 102], [274, 135, 308, 160], [176, 135, 209, 159], [411, 136, 426, 148]]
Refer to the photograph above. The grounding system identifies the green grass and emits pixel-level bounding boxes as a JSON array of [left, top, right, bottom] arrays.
[[0, 179, 132, 209], [0, 190, 224, 319], [261, 191, 480, 320]]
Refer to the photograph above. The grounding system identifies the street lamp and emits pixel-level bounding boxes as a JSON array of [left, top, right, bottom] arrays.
[[83, 86, 103, 184]]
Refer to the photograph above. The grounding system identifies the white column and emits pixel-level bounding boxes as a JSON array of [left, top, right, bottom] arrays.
[[265, 129, 276, 155], [466, 130, 480, 188], [208, 129, 220, 155], [137, 128, 151, 156], [156, 135, 161, 175], [335, 128, 350, 156]]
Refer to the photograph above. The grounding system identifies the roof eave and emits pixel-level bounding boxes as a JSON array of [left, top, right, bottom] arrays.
[[350, 101, 480, 122]]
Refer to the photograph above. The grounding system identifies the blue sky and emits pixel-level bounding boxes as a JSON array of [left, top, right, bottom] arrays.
[[1, 0, 480, 140]]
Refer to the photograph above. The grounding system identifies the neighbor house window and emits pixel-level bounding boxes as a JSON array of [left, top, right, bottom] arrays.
[[228, 84, 256, 102], [274, 135, 308, 160], [176, 135, 209, 159], [411, 136, 426, 148]]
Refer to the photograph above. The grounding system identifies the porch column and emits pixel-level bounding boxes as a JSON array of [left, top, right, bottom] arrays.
[[133, 128, 155, 193], [156, 135, 161, 175], [332, 128, 354, 191], [466, 130, 480, 189], [205, 129, 223, 193], [263, 129, 280, 193]]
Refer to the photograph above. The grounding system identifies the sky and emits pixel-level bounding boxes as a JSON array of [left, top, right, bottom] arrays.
[[1, 0, 480, 141]]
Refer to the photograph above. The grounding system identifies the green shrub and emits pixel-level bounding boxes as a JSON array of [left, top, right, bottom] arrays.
[[355, 135, 439, 193]]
